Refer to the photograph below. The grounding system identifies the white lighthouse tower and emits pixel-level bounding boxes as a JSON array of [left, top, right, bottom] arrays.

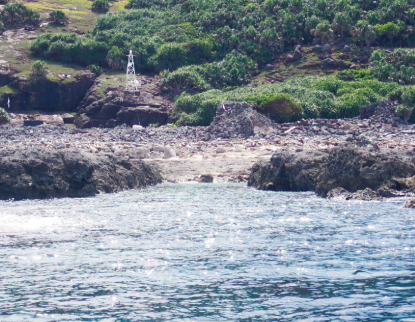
[[126, 50, 140, 92]]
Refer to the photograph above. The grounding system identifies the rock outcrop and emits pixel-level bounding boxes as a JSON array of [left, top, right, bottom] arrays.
[[0, 148, 162, 200], [248, 140, 415, 200], [0, 72, 95, 112], [74, 77, 171, 128], [207, 102, 275, 139]]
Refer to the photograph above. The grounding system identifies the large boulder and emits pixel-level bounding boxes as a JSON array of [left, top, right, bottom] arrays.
[[207, 102, 275, 139], [0, 148, 162, 200], [248, 148, 328, 191], [360, 100, 399, 123]]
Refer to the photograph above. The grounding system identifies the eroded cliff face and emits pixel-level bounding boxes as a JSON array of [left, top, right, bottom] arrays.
[[0, 71, 95, 112]]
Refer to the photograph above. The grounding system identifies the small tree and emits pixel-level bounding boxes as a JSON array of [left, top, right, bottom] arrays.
[[49, 10, 68, 25], [332, 12, 352, 40], [312, 21, 333, 44], [91, 0, 109, 13], [0, 107, 11, 124], [106, 46, 124, 70], [375, 22, 401, 46], [31, 60, 48, 76], [353, 20, 377, 47]]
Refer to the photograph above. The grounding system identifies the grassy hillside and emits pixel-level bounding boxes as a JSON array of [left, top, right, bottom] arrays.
[[1, 0, 415, 125]]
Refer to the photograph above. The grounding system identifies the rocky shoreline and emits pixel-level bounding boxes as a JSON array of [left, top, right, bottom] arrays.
[[0, 147, 161, 200], [1, 101, 415, 206]]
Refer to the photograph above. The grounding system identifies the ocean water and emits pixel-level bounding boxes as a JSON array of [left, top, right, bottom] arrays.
[[1, 183, 415, 321]]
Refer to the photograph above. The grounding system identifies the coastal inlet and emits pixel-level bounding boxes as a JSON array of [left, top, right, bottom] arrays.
[[1, 184, 415, 320]]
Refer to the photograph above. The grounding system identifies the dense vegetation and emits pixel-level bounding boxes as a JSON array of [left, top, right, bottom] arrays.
[[160, 52, 258, 95], [24, 0, 415, 126], [30, 0, 415, 73], [0, 2, 40, 26], [370, 48, 415, 84], [172, 74, 415, 125]]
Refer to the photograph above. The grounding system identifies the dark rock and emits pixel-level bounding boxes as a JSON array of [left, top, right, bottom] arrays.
[[85, 101, 102, 116], [75, 85, 171, 129], [61, 113, 75, 124], [327, 187, 382, 201], [312, 38, 321, 46], [353, 55, 370, 63], [293, 48, 302, 61], [248, 148, 328, 192], [116, 106, 169, 127], [0, 68, 12, 87], [405, 197, 415, 208], [314, 45, 322, 52], [5, 72, 95, 113], [377, 186, 404, 197], [99, 103, 121, 120], [208, 102, 275, 139], [344, 45, 351, 52], [286, 46, 302, 63], [0, 148, 162, 200], [248, 142, 415, 200], [322, 44, 331, 53], [360, 100, 399, 124], [322, 57, 337, 67], [199, 174, 214, 183]]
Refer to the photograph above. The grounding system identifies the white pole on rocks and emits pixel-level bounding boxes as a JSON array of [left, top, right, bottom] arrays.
[[126, 50, 140, 92]]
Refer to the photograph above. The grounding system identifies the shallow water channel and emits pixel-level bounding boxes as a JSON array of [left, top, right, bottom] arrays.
[[1, 183, 415, 321]]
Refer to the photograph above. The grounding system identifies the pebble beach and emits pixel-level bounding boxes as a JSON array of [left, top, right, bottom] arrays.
[[2, 105, 415, 183]]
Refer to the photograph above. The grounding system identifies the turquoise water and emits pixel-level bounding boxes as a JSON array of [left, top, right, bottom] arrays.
[[1, 184, 415, 321]]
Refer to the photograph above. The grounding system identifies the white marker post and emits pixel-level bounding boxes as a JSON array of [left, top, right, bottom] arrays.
[[126, 50, 140, 92]]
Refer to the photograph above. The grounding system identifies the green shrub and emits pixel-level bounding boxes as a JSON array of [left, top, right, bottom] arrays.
[[125, 0, 167, 9], [87, 64, 102, 74], [374, 22, 401, 46], [106, 46, 125, 70], [0, 107, 10, 124], [336, 69, 374, 81], [49, 10, 68, 25], [401, 86, 415, 105], [370, 49, 415, 84], [0, 2, 40, 26], [151, 42, 188, 71], [245, 93, 303, 123], [160, 51, 257, 95], [92, 0, 109, 13], [173, 75, 405, 125], [73, 37, 108, 65], [29, 33, 108, 66], [396, 104, 415, 123], [337, 88, 379, 118], [204, 52, 257, 88], [184, 40, 213, 65], [30, 60, 48, 76], [160, 67, 211, 95]]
